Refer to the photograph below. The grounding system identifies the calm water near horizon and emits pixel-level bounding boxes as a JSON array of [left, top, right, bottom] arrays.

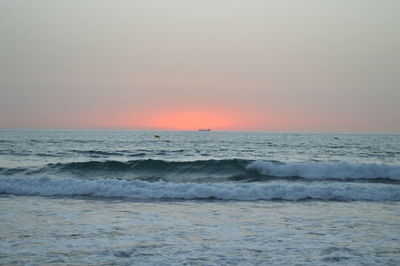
[[1, 130, 399, 265]]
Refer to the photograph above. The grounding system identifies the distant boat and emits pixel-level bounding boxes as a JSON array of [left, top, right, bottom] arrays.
[[198, 129, 211, 132]]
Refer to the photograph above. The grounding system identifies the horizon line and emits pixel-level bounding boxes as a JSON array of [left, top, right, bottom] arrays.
[[0, 127, 399, 134]]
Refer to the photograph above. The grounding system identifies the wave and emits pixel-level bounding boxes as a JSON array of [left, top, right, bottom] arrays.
[[71, 150, 146, 157], [71, 150, 125, 157], [1, 159, 399, 182], [70, 149, 186, 157], [47, 159, 252, 180], [246, 160, 400, 180], [0, 176, 399, 201]]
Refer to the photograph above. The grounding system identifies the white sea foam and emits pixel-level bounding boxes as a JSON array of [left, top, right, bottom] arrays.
[[0, 176, 399, 201], [247, 161, 400, 180]]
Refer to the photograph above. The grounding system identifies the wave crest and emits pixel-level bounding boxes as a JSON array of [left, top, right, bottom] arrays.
[[0, 176, 399, 201], [1, 159, 399, 182], [47, 159, 252, 180], [247, 160, 400, 180]]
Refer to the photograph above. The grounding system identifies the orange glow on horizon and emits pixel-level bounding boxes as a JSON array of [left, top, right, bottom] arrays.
[[139, 108, 244, 131], [76, 106, 308, 131]]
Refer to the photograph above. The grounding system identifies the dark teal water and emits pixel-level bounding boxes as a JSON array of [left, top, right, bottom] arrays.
[[0, 130, 399, 201]]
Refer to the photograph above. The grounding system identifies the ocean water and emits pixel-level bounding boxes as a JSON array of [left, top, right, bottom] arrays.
[[0, 130, 399, 265]]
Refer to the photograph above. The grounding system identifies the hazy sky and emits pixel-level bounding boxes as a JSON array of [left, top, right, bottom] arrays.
[[1, 0, 399, 132]]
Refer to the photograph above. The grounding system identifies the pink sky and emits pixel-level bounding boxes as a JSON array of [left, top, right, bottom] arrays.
[[1, 0, 399, 132]]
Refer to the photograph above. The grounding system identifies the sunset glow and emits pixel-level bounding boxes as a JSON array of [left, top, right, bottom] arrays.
[[1, 1, 399, 263], [1, 1, 399, 132], [138, 108, 246, 131]]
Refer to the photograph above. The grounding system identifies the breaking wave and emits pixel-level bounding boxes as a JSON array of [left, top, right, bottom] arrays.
[[1, 159, 399, 182], [246, 160, 400, 180], [0, 176, 399, 201]]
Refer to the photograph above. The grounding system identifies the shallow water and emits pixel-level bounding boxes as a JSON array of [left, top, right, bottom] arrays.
[[1, 196, 399, 265]]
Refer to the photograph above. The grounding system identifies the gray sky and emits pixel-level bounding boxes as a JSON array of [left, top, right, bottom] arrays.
[[1, 0, 399, 132]]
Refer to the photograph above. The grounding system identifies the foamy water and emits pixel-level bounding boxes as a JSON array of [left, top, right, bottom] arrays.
[[1, 196, 399, 265]]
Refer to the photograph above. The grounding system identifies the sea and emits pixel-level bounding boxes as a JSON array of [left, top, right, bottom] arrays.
[[0, 130, 399, 265]]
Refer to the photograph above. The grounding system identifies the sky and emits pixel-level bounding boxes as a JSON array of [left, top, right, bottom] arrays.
[[0, 0, 399, 132]]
